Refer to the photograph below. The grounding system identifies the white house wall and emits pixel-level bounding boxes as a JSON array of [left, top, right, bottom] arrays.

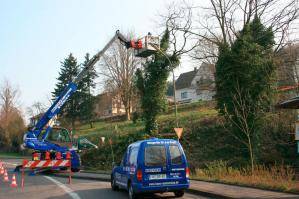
[[175, 63, 216, 103], [175, 88, 216, 103], [175, 88, 195, 103], [175, 88, 215, 103]]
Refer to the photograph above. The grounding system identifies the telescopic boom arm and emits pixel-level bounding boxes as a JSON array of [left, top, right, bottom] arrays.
[[31, 31, 131, 138], [74, 30, 130, 84]]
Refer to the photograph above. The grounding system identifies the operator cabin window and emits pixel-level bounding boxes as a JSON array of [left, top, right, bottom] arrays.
[[181, 91, 188, 99]]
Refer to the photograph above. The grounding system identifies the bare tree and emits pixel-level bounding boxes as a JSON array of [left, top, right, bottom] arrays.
[[26, 101, 46, 119], [158, 3, 201, 58], [275, 43, 299, 97], [161, 0, 298, 63], [0, 79, 20, 128], [0, 79, 25, 151], [223, 83, 259, 173], [99, 33, 141, 120]]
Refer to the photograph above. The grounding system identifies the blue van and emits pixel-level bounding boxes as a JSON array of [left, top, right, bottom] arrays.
[[111, 138, 190, 199]]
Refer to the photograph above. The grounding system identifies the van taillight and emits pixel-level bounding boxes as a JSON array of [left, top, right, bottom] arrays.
[[137, 169, 143, 181], [186, 167, 190, 178]]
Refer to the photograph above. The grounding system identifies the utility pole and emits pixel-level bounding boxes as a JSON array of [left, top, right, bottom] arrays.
[[172, 69, 178, 127], [150, 44, 179, 127]]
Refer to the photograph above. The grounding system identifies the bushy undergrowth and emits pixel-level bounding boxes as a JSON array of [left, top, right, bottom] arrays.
[[194, 160, 298, 192], [81, 132, 150, 171], [79, 102, 297, 192]]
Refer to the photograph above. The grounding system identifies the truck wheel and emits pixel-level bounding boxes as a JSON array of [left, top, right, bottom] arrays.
[[174, 190, 185, 197], [60, 167, 67, 171], [71, 168, 80, 172], [128, 183, 138, 199], [111, 175, 118, 191]]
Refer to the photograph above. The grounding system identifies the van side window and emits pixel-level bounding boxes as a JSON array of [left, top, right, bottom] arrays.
[[120, 152, 126, 166], [129, 147, 138, 165], [145, 145, 167, 166], [169, 145, 183, 165]]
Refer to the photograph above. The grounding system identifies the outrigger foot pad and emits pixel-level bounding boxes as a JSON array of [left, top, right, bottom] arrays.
[[14, 165, 22, 172]]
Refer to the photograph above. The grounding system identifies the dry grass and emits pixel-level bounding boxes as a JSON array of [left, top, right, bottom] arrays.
[[76, 102, 217, 138], [193, 161, 299, 193]]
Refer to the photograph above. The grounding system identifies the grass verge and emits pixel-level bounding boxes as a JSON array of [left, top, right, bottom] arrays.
[[0, 152, 27, 159], [192, 160, 299, 193]]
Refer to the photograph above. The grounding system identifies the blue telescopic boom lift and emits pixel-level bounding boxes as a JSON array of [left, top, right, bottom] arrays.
[[22, 31, 135, 172]]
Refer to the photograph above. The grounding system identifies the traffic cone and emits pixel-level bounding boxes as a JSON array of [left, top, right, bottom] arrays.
[[10, 174, 17, 188], [0, 166, 4, 175], [3, 170, 9, 182]]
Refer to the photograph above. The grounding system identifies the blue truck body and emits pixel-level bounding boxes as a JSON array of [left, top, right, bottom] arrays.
[[22, 31, 135, 171], [23, 82, 81, 169], [111, 138, 190, 198]]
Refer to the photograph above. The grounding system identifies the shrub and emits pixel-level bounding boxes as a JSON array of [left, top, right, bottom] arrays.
[[194, 161, 298, 192], [81, 132, 150, 170]]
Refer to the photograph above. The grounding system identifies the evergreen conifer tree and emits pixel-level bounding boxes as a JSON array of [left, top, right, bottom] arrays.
[[52, 53, 82, 129], [79, 53, 97, 127], [215, 17, 275, 169], [136, 29, 179, 135]]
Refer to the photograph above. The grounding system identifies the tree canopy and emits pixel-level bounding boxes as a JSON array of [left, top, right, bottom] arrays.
[[136, 28, 179, 135], [52, 53, 96, 129], [215, 17, 275, 169]]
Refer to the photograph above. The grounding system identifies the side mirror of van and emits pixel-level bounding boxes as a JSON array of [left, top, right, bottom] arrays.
[[112, 161, 117, 168]]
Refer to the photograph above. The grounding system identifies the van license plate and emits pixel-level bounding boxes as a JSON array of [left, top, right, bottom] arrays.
[[149, 174, 167, 180]]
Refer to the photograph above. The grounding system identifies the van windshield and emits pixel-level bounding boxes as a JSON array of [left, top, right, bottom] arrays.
[[144, 145, 166, 166]]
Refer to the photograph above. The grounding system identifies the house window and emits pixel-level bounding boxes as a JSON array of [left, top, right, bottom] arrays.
[[181, 91, 188, 99]]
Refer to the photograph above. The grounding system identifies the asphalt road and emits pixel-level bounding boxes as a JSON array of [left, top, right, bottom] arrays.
[[0, 158, 210, 199]]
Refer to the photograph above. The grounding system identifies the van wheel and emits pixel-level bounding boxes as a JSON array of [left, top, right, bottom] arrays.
[[111, 175, 118, 191], [174, 190, 185, 197], [128, 183, 138, 199]]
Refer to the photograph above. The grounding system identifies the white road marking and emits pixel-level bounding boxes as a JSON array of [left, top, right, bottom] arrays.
[[2, 161, 18, 166], [44, 176, 81, 199]]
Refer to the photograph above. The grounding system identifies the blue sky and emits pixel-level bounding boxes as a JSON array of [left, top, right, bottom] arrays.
[[0, 0, 186, 114]]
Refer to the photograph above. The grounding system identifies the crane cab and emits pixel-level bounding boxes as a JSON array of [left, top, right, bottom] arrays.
[[134, 34, 160, 58]]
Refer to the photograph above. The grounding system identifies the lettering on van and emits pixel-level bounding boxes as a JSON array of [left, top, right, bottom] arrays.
[[123, 166, 136, 174], [172, 168, 185, 171], [170, 173, 181, 178], [145, 168, 162, 173], [149, 181, 179, 186], [147, 141, 177, 145]]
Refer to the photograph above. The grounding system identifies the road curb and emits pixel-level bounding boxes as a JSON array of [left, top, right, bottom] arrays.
[[186, 188, 233, 199], [51, 172, 233, 198], [50, 173, 111, 182], [0, 156, 30, 160], [191, 178, 299, 195]]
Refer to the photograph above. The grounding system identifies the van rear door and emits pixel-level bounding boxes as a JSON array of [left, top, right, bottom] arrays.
[[143, 144, 168, 185], [168, 144, 188, 183]]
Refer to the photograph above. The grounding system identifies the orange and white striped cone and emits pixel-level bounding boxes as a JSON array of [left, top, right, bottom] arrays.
[[3, 170, 9, 182], [10, 174, 17, 188], [0, 166, 4, 175]]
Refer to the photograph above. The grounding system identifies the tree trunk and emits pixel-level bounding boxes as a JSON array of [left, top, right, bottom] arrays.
[[71, 118, 75, 132], [248, 136, 254, 174], [125, 107, 131, 121]]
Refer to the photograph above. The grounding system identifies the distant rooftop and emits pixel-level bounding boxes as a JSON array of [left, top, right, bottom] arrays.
[[175, 69, 198, 90], [175, 62, 215, 90]]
